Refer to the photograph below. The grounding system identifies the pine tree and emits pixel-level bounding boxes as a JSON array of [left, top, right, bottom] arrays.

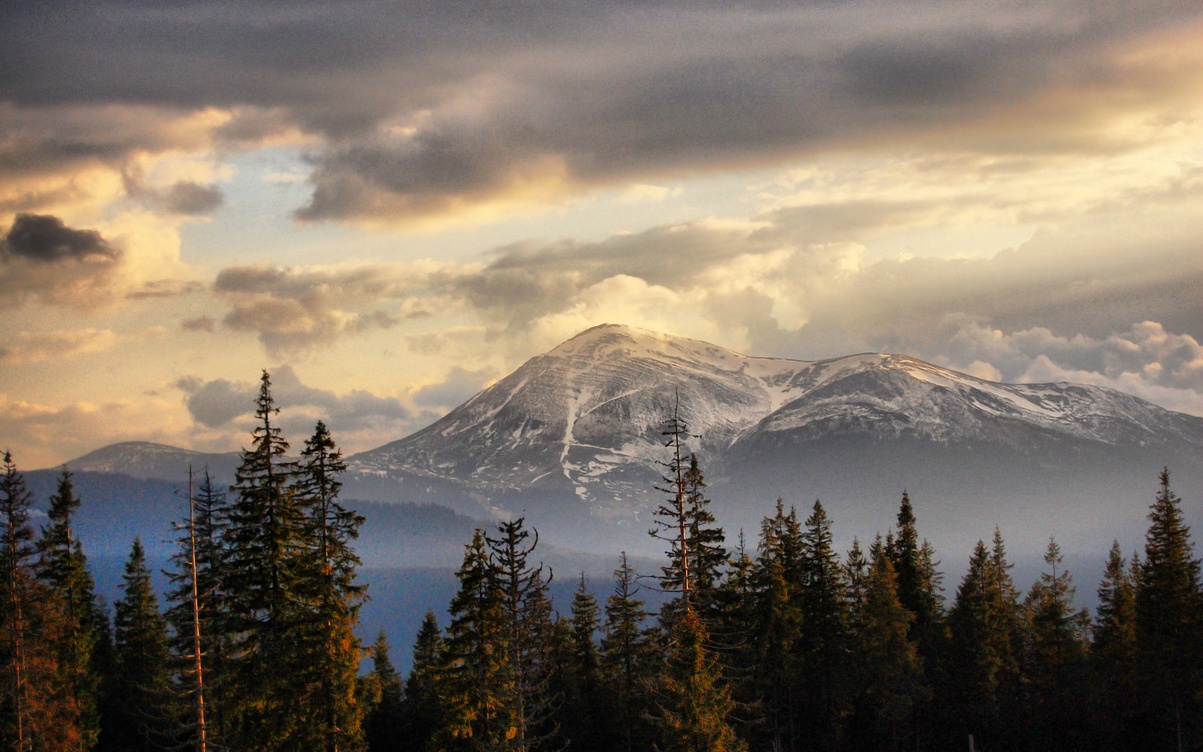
[[682, 455, 727, 620], [651, 605, 746, 752], [436, 530, 507, 752], [1021, 538, 1090, 750], [944, 532, 1022, 751], [1135, 468, 1202, 750], [363, 629, 405, 752], [0, 451, 38, 751], [848, 552, 926, 751], [558, 575, 608, 752], [600, 552, 655, 752], [486, 518, 560, 752], [750, 501, 804, 752], [795, 500, 851, 752], [112, 539, 177, 751], [1093, 541, 1140, 749], [295, 420, 367, 752], [651, 400, 694, 603], [221, 369, 311, 749], [35, 467, 102, 748], [399, 616, 443, 752]]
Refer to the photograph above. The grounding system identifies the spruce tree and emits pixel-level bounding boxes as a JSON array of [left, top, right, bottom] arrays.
[[0, 450, 38, 751], [399, 616, 443, 752], [651, 401, 694, 603], [795, 500, 851, 752], [848, 552, 926, 751], [35, 467, 102, 749], [1135, 468, 1202, 750], [112, 538, 176, 751], [558, 575, 608, 752], [363, 629, 405, 752], [295, 420, 367, 752], [682, 455, 727, 620], [651, 605, 746, 752], [1021, 538, 1090, 750], [436, 530, 507, 751], [750, 501, 804, 752], [221, 369, 311, 749], [888, 491, 944, 653], [944, 532, 1022, 751], [1093, 541, 1140, 750], [600, 552, 655, 752], [486, 518, 559, 752]]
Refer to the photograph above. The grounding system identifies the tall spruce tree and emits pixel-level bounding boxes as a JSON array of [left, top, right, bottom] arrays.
[[651, 605, 746, 752], [600, 552, 656, 752], [1135, 468, 1202, 750], [221, 370, 311, 749], [682, 455, 727, 620], [1, 451, 38, 751], [651, 400, 694, 603], [398, 616, 444, 752], [558, 575, 609, 752], [486, 518, 559, 752], [796, 500, 851, 752], [945, 532, 1022, 751], [111, 539, 176, 751], [436, 530, 507, 752], [1093, 541, 1140, 750], [848, 551, 925, 751], [888, 492, 944, 655], [751, 501, 805, 752], [1021, 538, 1090, 750], [35, 467, 102, 749], [295, 420, 367, 752], [364, 629, 405, 752]]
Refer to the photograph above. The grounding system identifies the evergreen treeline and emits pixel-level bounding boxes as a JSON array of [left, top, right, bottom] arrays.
[[2, 371, 366, 751], [1, 380, 1200, 751]]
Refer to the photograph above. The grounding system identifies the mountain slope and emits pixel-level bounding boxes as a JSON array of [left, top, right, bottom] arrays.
[[337, 324, 1203, 559]]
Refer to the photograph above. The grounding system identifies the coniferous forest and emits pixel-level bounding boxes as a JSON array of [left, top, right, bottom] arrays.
[[1, 371, 1201, 751]]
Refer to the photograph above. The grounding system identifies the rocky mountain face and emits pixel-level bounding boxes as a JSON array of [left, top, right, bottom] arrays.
[[339, 324, 1203, 557]]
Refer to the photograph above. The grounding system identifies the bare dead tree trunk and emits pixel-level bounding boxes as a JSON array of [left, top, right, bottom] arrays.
[[188, 468, 209, 752]]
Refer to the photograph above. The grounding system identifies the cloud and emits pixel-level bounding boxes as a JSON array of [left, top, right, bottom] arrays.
[[0, 392, 195, 470], [1, 213, 116, 263], [412, 367, 496, 408], [0, 329, 118, 364], [3, 2, 1198, 225], [174, 365, 418, 449], [936, 320, 1203, 396], [181, 316, 216, 332], [212, 263, 421, 356], [153, 180, 225, 216], [0, 214, 123, 308]]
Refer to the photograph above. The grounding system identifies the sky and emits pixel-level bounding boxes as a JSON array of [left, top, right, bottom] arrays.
[[2, 0, 1202, 469]]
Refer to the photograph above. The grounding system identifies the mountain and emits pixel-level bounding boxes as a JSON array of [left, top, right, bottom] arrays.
[[43, 323, 1203, 567], [68, 441, 241, 484], [341, 324, 1203, 558]]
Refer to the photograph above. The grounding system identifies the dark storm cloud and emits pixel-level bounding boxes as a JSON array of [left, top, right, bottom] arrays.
[[0, 214, 124, 308], [1, 214, 116, 263], [3, 1, 1200, 222]]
